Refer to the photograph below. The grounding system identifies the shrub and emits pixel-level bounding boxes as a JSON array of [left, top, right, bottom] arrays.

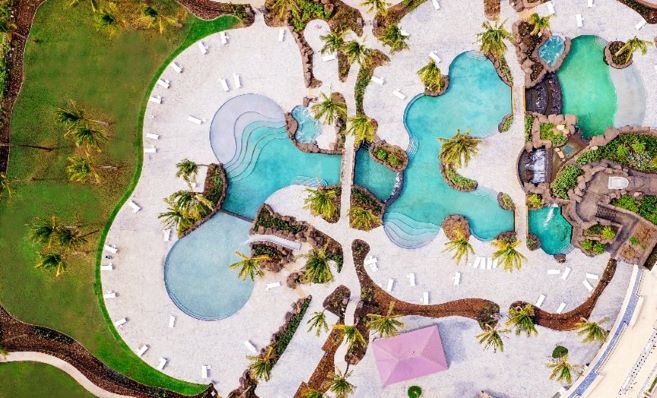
[[601, 226, 617, 241], [526, 193, 544, 209], [526, 234, 540, 251], [611, 194, 640, 213], [388, 153, 402, 167], [524, 114, 535, 142], [255, 207, 307, 234], [580, 239, 606, 255], [499, 114, 513, 133], [576, 149, 603, 165], [552, 345, 569, 359], [499, 193, 515, 210], [408, 386, 423, 398], [630, 235, 641, 246], [444, 167, 477, 191], [551, 165, 583, 199], [374, 148, 388, 160], [275, 298, 311, 355], [539, 122, 567, 146]]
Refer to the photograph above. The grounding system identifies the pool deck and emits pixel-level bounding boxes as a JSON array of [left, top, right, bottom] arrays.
[[100, 1, 657, 397]]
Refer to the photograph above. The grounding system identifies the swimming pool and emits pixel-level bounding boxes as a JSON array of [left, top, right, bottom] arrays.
[[292, 105, 322, 144], [354, 148, 398, 202], [164, 212, 254, 320], [384, 52, 515, 248], [538, 35, 565, 68], [528, 206, 573, 255]]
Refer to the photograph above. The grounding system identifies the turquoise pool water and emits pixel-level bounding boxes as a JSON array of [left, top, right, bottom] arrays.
[[292, 105, 322, 144], [223, 121, 341, 219], [385, 52, 514, 248], [164, 212, 254, 320], [354, 148, 398, 202], [529, 206, 573, 255], [538, 35, 565, 68]]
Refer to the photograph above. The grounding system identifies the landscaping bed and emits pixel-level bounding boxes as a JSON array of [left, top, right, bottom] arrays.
[[354, 50, 389, 113], [369, 140, 408, 172], [604, 40, 633, 69], [497, 192, 515, 211], [441, 214, 471, 240], [441, 164, 478, 192], [251, 242, 294, 273], [577, 132, 657, 174], [350, 185, 384, 231]]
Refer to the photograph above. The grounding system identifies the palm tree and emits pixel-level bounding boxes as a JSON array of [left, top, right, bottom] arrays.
[[438, 129, 481, 168], [615, 36, 653, 64], [56, 101, 108, 127], [529, 13, 551, 36], [169, 190, 214, 220], [304, 186, 338, 220], [417, 59, 443, 92], [367, 303, 404, 337], [228, 251, 270, 281], [29, 216, 63, 247], [477, 20, 512, 58], [349, 206, 378, 230], [506, 303, 538, 337], [66, 155, 101, 184], [270, 0, 300, 21], [248, 346, 275, 381], [443, 232, 474, 265], [176, 159, 199, 187], [54, 224, 87, 250], [492, 237, 526, 272], [361, 0, 389, 15], [159, 198, 195, 235], [136, 5, 180, 34], [381, 24, 408, 52], [36, 252, 67, 277], [547, 355, 580, 385], [302, 388, 325, 398], [320, 30, 345, 55], [343, 40, 372, 66], [476, 324, 509, 353], [64, 125, 108, 151], [334, 324, 366, 350], [575, 317, 609, 343], [301, 247, 334, 284], [311, 93, 347, 125], [0, 173, 13, 199], [95, 3, 120, 36], [347, 115, 376, 145], [307, 310, 329, 336], [327, 368, 356, 398]]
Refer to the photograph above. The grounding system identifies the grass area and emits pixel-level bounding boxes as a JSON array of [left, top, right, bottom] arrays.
[[0, 0, 237, 394], [0, 362, 93, 398]]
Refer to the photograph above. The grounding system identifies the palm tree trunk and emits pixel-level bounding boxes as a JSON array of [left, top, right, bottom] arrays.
[[80, 229, 100, 238]]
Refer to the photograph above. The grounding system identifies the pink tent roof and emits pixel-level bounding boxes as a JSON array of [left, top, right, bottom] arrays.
[[371, 324, 448, 386]]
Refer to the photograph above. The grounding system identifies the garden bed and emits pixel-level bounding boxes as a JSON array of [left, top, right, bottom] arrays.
[[441, 214, 471, 240], [369, 140, 408, 172], [350, 186, 384, 231], [441, 164, 478, 192], [604, 40, 633, 69]]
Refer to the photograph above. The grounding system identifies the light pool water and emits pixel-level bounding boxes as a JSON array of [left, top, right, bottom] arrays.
[[164, 212, 254, 320], [538, 35, 565, 68], [385, 52, 514, 248], [292, 105, 322, 144], [354, 148, 398, 202], [528, 206, 573, 255]]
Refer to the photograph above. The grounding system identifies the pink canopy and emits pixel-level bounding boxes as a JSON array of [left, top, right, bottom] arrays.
[[371, 324, 448, 386]]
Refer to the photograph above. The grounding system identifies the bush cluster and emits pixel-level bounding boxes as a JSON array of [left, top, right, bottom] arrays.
[[551, 165, 583, 199]]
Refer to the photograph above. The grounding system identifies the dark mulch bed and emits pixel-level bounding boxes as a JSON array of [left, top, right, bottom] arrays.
[[0, 304, 216, 398], [294, 326, 344, 397], [616, 0, 657, 23], [510, 258, 618, 330], [176, 0, 255, 23], [323, 285, 350, 321]]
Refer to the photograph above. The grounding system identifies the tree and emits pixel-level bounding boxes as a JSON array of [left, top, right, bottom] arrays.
[[381, 24, 408, 52], [492, 236, 526, 272], [347, 115, 376, 145], [438, 129, 481, 168], [320, 30, 345, 55], [168, 190, 213, 220], [95, 3, 121, 36], [343, 40, 372, 66], [307, 310, 329, 337], [615, 36, 653, 64], [248, 346, 275, 381], [360, 0, 389, 15], [29, 216, 63, 248], [35, 252, 67, 277], [159, 198, 195, 235], [56, 101, 108, 127], [270, 0, 300, 22], [304, 186, 339, 220], [367, 303, 404, 337], [529, 13, 551, 36], [349, 206, 378, 230], [327, 368, 356, 398], [334, 324, 366, 350], [477, 20, 511, 58], [476, 324, 509, 353], [301, 247, 334, 284], [176, 159, 199, 187], [575, 317, 609, 343], [311, 93, 347, 125], [136, 5, 181, 34], [443, 232, 474, 265], [0, 173, 13, 199], [228, 251, 270, 281], [506, 303, 538, 337], [66, 155, 101, 184], [417, 59, 443, 92], [64, 125, 108, 151], [547, 354, 580, 385], [302, 388, 325, 398]]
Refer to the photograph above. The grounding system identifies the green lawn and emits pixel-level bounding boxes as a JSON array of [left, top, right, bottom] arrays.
[[0, 0, 237, 395], [0, 362, 93, 398]]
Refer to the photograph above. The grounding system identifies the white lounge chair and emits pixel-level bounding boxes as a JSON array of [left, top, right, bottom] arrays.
[[556, 302, 566, 314], [144, 147, 157, 154], [470, 256, 479, 268], [163, 229, 171, 242], [278, 28, 286, 42], [244, 340, 258, 354], [407, 273, 416, 287], [453, 272, 461, 286], [149, 96, 162, 104], [157, 79, 170, 89], [583, 280, 594, 292], [585, 273, 599, 280], [266, 282, 281, 290], [576, 14, 583, 28], [547, 269, 561, 275], [423, 291, 430, 305], [157, 358, 168, 371], [146, 133, 159, 140], [486, 258, 494, 270], [101, 264, 114, 271], [636, 19, 647, 30], [386, 278, 394, 292], [137, 345, 149, 357], [365, 256, 379, 272], [114, 318, 127, 327], [168, 315, 176, 328], [202, 365, 210, 379], [220, 78, 230, 92], [371, 75, 385, 85], [429, 51, 441, 64], [392, 90, 406, 100], [233, 73, 242, 89], [322, 53, 337, 62], [431, 0, 440, 10], [220, 31, 228, 45], [104, 291, 116, 299], [198, 41, 208, 55], [104, 244, 118, 254], [171, 62, 183, 73], [587, 0, 594, 7], [187, 116, 203, 125], [128, 200, 141, 213], [561, 266, 572, 280], [535, 294, 546, 308]]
